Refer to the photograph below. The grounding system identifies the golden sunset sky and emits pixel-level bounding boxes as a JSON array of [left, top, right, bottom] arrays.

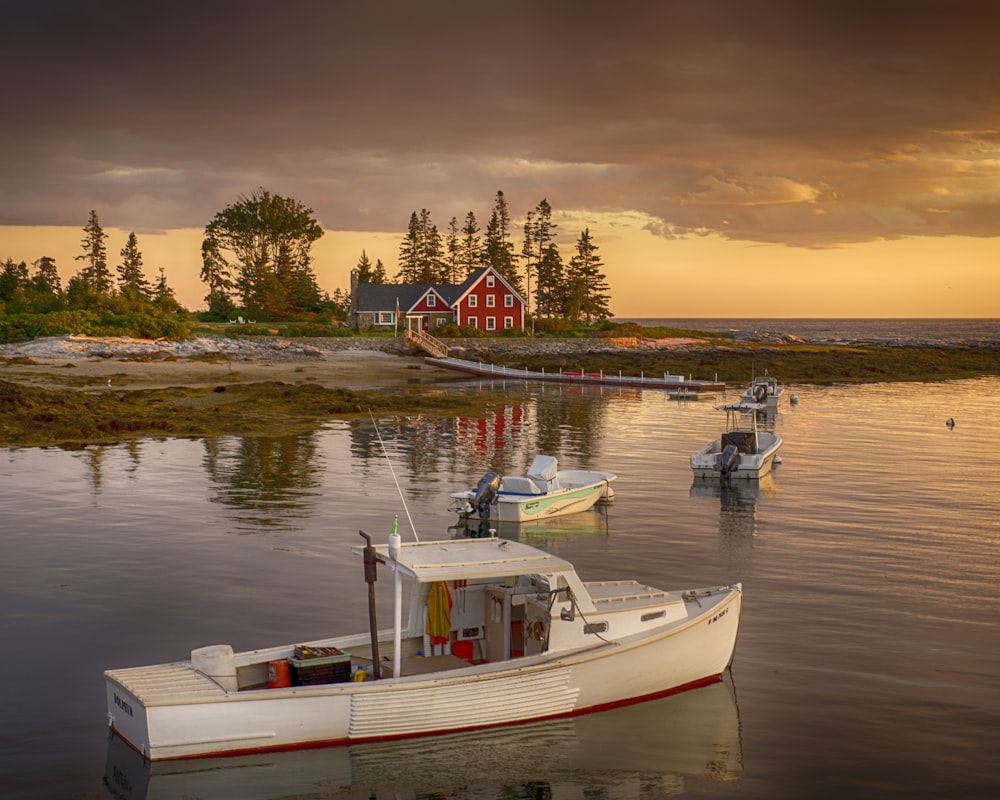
[[2, 1, 998, 318]]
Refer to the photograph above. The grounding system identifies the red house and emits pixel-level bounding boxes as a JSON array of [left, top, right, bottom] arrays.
[[350, 267, 526, 334]]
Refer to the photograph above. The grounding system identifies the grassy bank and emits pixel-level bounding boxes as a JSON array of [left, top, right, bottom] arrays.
[[0, 380, 489, 449], [486, 343, 1000, 385]]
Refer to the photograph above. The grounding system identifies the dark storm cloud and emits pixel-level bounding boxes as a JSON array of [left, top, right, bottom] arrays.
[[3, 0, 999, 245]]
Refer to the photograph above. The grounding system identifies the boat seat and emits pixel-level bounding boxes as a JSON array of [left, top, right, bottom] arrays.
[[500, 476, 542, 495]]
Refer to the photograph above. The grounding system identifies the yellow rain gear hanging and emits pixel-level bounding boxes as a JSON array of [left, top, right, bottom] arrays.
[[426, 581, 453, 645]]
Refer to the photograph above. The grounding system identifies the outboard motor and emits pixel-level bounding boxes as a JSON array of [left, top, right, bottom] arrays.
[[471, 471, 500, 519], [753, 384, 767, 404], [719, 444, 740, 477]]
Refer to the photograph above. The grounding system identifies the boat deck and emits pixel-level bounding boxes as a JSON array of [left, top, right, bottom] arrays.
[[585, 580, 682, 610], [107, 662, 226, 705]]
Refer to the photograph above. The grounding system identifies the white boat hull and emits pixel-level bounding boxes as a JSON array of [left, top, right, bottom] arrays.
[[105, 679, 743, 798], [690, 433, 783, 479], [452, 464, 616, 523]]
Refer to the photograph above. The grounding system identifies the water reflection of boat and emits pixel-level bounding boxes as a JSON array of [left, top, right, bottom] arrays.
[[104, 679, 742, 800], [691, 472, 777, 508], [453, 506, 612, 543]]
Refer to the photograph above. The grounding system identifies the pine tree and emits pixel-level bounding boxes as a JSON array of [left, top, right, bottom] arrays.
[[446, 216, 461, 283], [152, 266, 181, 313], [200, 234, 235, 317], [534, 243, 566, 318], [117, 232, 152, 299], [460, 211, 482, 276], [566, 228, 612, 323], [483, 191, 521, 293], [521, 198, 558, 316], [397, 212, 421, 283], [74, 210, 113, 294], [32, 256, 62, 295]]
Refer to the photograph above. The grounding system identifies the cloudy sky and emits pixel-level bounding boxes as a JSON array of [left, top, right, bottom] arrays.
[[2, 0, 998, 316]]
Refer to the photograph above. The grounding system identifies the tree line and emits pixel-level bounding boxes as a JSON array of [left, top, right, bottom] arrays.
[[364, 191, 612, 323], [0, 210, 181, 317], [2, 187, 613, 329]]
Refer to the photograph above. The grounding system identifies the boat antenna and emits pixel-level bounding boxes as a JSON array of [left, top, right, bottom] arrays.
[[368, 409, 420, 542]]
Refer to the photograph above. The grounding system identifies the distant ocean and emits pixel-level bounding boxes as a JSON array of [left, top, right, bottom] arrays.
[[611, 318, 1000, 347]]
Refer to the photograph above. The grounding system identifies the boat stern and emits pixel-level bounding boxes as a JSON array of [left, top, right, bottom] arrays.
[[105, 672, 152, 759]]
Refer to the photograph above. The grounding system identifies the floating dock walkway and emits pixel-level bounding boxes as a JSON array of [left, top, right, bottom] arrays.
[[424, 356, 725, 397]]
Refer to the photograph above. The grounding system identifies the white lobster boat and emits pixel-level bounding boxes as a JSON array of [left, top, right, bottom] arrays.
[[450, 455, 616, 523], [690, 402, 783, 480], [739, 375, 784, 408], [105, 534, 742, 761]]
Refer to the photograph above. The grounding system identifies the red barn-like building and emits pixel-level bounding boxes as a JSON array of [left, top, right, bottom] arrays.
[[350, 267, 526, 334]]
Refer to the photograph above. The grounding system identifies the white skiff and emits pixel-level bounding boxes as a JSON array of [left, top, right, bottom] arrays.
[[450, 455, 616, 523]]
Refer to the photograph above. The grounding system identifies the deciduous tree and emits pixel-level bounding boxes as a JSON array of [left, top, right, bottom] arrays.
[[201, 188, 324, 318]]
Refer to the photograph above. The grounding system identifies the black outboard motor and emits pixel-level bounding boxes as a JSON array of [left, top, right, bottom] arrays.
[[471, 471, 501, 519], [719, 444, 740, 477]]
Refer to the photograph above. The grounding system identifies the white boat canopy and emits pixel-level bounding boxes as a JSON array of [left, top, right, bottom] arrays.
[[351, 536, 575, 583]]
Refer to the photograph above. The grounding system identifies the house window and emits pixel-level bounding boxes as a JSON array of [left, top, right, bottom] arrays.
[[486, 274, 495, 288], [436, 317, 447, 327], [467, 316, 478, 329], [504, 316, 514, 329], [468, 295, 477, 307], [486, 294, 495, 307], [486, 316, 496, 331], [427, 295, 436, 307], [377, 311, 394, 325], [504, 294, 514, 307]]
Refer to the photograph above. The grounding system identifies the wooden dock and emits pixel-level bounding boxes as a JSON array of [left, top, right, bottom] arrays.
[[424, 356, 724, 397]]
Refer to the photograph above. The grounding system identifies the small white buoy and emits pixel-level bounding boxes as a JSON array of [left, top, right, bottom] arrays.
[[790, 394, 799, 405], [946, 418, 955, 428]]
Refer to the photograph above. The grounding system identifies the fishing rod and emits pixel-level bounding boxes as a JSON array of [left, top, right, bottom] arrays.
[[368, 409, 420, 542]]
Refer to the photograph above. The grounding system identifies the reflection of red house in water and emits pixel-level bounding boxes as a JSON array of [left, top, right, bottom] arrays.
[[349, 267, 526, 334], [456, 404, 525, 464]]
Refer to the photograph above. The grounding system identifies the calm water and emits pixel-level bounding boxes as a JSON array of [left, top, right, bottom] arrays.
[[2, 374, 999, 799], [615, 317, 1000, 346]]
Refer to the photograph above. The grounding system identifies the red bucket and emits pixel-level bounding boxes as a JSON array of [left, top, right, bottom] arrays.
[[267, 659, 291, 688]]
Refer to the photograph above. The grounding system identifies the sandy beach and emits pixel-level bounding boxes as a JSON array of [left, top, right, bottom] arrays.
[[0, 335, 455, 391]]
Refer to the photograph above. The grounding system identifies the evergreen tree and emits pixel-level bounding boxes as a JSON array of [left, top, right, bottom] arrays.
[[372, 258, 389, 283], [152, 266, 181, 313], [446, 216, 461, 283], [459, 211, 482, 276], [200, 234, 236, 318], [117, 232, 152, 299], [32, 256, 62, 295], [355, 251, 377, 283], [521, 198, 558, 316], [483, 191, 521, 293], [418, 208, 446, 283], [566, 228, 612, 323], [534, 243, 566, 318], [0, 258, 31, 312], [74, 209, 113, 294], [397, 212, 421, 283], [396, 209, 447, 283]]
